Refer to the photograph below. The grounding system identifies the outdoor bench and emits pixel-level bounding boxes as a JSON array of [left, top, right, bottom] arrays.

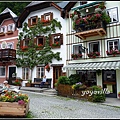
[[31, 78, 52, 88]]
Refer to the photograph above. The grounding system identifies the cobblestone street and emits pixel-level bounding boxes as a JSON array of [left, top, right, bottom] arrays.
[[22, 90, 120, 119]]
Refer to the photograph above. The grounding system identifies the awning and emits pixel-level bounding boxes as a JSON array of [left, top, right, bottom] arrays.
[[71, 1, 103, 11], [63, 61, 120, 70]]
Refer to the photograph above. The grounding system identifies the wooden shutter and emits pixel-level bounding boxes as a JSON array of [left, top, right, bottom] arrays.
[[34, 38, 37, 45], [43, 37, 45, 46], [50, 12, 53, 20], [20, 40, 23, 49], [49, 35, 52, 46], [28, 18, 31, 27], [60, 34, 63, 45], [36, 16, 38, 24], [41, 15, 44, 22]]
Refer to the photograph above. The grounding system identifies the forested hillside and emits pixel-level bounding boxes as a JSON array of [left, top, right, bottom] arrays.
[[0, 2, 30, 16]]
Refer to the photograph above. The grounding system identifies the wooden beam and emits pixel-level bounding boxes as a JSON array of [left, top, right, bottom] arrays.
[[97, 30, 103, 36]]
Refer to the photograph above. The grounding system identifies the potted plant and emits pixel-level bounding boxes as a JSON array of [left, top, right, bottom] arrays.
[[45, 64, 50, 72], [118, 92, 120, 99], [71, 53, 82, 60], [72, 82, 87, 90], [25, 80, 32, 87], [14, 79, 21, 86], [87, 52, 100, 58]]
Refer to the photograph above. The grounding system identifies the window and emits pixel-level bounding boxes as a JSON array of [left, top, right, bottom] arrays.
[[50, 33, 63, 46], [41, 12, 53, 21], [107, 7, 118, 23], [22, 67, 29, 80], [36, 66, 45, 78], [73, 44, 82, 54], [7, 42, 14, 49], [107, 39, 119, 51], [37, 36, 44, 46], [28, 16, 38, 27], [24, 40, 29, 46], [89, 42, 99, 52], [7, 23, 15, 32], [0, 67, 5, 76], [0, 26, 7, 33]]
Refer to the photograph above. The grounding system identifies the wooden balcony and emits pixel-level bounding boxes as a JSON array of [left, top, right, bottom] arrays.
[[0, 49, 16, 61], [74, 21, 107, 40]]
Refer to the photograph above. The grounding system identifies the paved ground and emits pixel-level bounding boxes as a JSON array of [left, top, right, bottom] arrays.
[[0, 85, 120, 118], [22, 90, 120, 119]]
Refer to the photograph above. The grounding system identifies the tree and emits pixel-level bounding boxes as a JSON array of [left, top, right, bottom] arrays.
[[16, 18, 62, 79], [0, 2, 30, 16]]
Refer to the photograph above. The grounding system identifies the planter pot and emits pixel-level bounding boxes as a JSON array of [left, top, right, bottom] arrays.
[[0, 99, 30, 117], [25, 83, 31, 87]]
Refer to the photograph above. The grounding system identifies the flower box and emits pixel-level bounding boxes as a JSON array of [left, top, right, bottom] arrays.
[[0, 99, 30, 117]]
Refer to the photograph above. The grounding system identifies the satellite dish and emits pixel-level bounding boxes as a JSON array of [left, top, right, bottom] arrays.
[[1, 41, 7, 49]]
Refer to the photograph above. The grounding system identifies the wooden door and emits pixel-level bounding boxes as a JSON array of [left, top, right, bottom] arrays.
[[53, 66, 62, 88]]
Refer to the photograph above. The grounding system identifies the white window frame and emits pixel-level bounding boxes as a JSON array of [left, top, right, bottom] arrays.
[[0, 25, 7, 33], [72, 44, 82, 54], [89, 42, 99, 53], [7, 42, 14, 49], [0, 66, 5, 77], [36, 66, 45, 78], [107, 39, 119, 51], [107, 7, 118, 23], [22, 67, 29, 80], [7, 23, 15, 32]]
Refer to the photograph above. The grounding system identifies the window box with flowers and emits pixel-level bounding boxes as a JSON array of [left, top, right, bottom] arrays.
[[37, 44, 44, 50], [51, 42, 60, 49], [106, 49, 120, 57], [0, 91, 30, 117], [71, 53, 83, 60], [45, 64, 50, 72], [87, 52, 100, 58], [21, 46, 28, 51]]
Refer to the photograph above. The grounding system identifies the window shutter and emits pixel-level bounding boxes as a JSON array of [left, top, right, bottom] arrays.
[[4, 26, 7, 33], [49, 35, 52, 46], [43, 37, 45, 46], [12, 24, 15, 31], [20, 40, 23, 49], [41, 15, 44, 22], [28, 18, 31, 27], [34, 38, 37, 45], [60, 34, 63, 45], [36, 16, 38, 24], [50, 12, 53, 20]]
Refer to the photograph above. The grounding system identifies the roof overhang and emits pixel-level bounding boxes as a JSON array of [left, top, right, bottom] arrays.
[[0, 12, 15, 25], [63, 61, 120, 70], [71, 1, 103, 11]]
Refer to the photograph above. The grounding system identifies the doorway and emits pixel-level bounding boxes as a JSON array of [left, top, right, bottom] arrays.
[[53, 66, 62, 88], [9, 67, 16, 84], [102, 70, 117, 98]]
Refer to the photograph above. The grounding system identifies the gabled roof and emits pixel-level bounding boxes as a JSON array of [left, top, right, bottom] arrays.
[[0, 8, 18, 25], [17, 1, 77, 28]]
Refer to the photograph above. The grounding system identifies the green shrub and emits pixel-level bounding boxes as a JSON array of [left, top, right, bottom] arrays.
[[58, 76, 69, 85], [68, 74, 81, 85], [91, 85, 106, 102]]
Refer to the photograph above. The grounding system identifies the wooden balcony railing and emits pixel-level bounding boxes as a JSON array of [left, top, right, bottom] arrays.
[[0, 49, 16, 61], [74, 21, 107, 40]]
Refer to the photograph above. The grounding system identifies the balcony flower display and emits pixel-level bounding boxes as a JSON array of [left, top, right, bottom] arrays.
[[45, 64, 50, 72], [41, 19, 50, 23], [71, 2, 110, 32], [71, 53, 82, 60], [87, 52, 100, 58], [106, 49, 120, 56]]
